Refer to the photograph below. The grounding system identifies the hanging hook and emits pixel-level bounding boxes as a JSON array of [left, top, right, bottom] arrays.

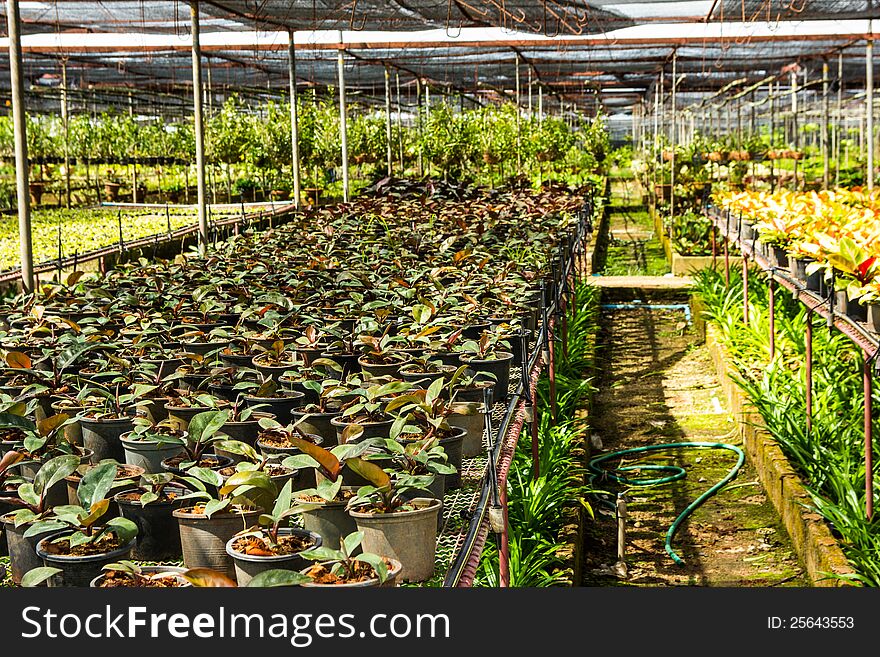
[[542, 1, 560, 38], [349, 0, 367, 31], [446, 0, 463, 38]]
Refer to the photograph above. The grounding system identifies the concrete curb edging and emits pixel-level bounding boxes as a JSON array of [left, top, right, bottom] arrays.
[[699, 314, 856, 586]]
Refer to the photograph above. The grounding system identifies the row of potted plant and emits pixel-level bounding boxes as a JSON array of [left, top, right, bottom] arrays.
[[717, 188, 880, 331], [0, 178, 588, 587]]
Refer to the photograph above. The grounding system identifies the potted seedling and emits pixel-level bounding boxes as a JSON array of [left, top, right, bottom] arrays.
[[290, 378, 345, 445], [173, 466, 276, 577], [120, 417, 188, 474], [399, 356, 457, 385], [329, 379, 411, 444], [252, 340, 302, 381], [357, 333, 411, 379], [0, 454, 80, 584], [114, 472, 188, 561], [344, 457, 441, 582], [456, 331, 514, 400], [385, 378, 464, 488], [237, 377, 305, 423], [164, 389, 230, 431], [76, 383, 145, 462], [255, 416, 323, 461], [213, 441, 302, 490], [159, 409, 233, 474], [224, 480, 322, 586], [28, 462, 139, 587], [300, 530, 402, 587], [283, 438, 359, 549]]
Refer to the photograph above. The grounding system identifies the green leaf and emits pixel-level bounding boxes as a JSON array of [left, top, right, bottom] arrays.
[[355, 553, 389, 583], [271, 479, 294, 520], [342, 530, 364, 557], [105, 516, 138, 544], [300, 545, 345, 562], [0, 412, 36, 432], [345, 457, 391, 488], [188, 410, 230, 444], [76, 462, 118, 509], [219, 470, 274, 497], [21, 566, 62, 587], [247, 569, 310, 587], [203, 498, 230, 518], [33, 454, 80, 498], [139, 491, 159, 507]]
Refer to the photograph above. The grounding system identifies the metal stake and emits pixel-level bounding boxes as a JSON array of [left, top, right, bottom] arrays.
[[769, 273, 775, 359], [384, 66, 393, 176], [865, 349, 875, 519], [287, 30, 301, 209], [6, 0, 34, 292], [337, 37, 349, 203], [806, 308, 813, 435], [742, 254, 749, 325], [190, 0, 208, 255]]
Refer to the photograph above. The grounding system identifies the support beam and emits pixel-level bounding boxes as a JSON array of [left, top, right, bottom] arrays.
[[384, 66, 393, 176], [287, 31, 301, 209], [190, 0, 208, 254], [337, 41, 349, 203], [670, 51, 677, 227], [868, 38, 875, 191], [515, 52, 522, 174], [61, 59, 70, 209], [7, 0, 33, 292], [836, 51, 844, 188], [823, 59, 830, 189]]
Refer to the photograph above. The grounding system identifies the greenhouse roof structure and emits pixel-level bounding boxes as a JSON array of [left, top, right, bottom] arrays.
[[0, 1, 873, 115]]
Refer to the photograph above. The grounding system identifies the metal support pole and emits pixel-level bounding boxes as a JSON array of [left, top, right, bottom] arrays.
[[528, 66, 533, 119], [61, 60, 71, 210], [836, 52, 844, 188], [7, 0, 33, 292], [724, 214, 730, 285], [805, 309, 813, 435], [499, 484, 510, 587], [287, 31, 301, 209], [865, 349, 874, 520], [395, 73, 404, 170], [189, 0, 208, 255], [868, 38, 875, 191], [538, 84, 543, 121], [337, 40, 349, 203], [742, 254, 749, 325], [770, 82, 777, 191], [416, 78, 424, 176], [791, 70, 799, 190], [823, 59, 830, 189], [384, 67, 393, 176], [515, 53, 522, 174], [670, 52, 677, 223], [768, 274, 775, 359]]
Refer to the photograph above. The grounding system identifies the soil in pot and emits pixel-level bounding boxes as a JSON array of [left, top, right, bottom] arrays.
[[91, 565, 189, 588], [349, 498, 441, 583], [115, 486, 188, 561], [174, 506, 261, 577], [301, 557, 402, 588], [226, 527, 321, 586], [161, 453, 232, 476], [36, 531, 136, 587]]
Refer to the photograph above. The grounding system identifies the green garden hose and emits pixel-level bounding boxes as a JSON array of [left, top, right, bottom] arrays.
[[588, 441, 745, 566]]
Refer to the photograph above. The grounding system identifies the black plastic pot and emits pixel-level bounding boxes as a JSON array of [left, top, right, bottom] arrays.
[[115, 486, 188, 561], [462, 322, 492, 339], [242, 391, 304, 423], [319, 351, 360, 378], [290, 408, 342, 446], [330, 415, 394, 444], [2, 515, 59, 585], [79, 415, 134, 463], [836, 290, 868, 323], [459, 352, 514, 401], [218, 413, 275, 446], [36, 530, 136, 587], [256, 432, 323, 460], [358, 355, 411, 379], [279, 377, 320, 405]]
